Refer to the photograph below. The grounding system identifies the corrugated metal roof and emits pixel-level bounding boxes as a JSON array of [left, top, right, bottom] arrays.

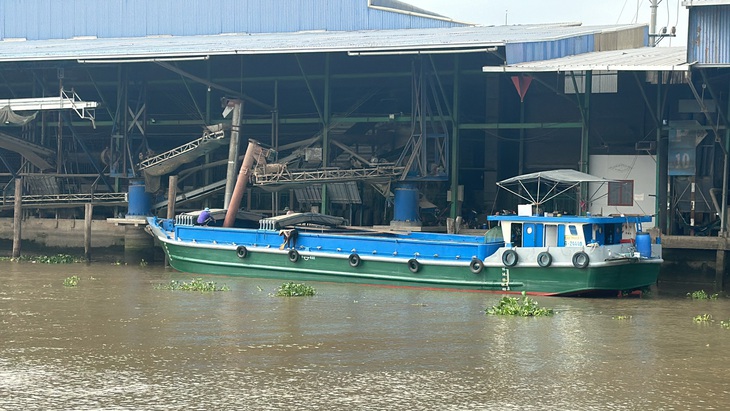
[[682, 0, 730, 6], [482, 46, 691, 72], [0, 0, 464, 41], [0, 24, 647, 63]]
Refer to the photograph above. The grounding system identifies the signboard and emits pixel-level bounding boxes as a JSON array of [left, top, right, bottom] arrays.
[[668, 127, 705, 176]]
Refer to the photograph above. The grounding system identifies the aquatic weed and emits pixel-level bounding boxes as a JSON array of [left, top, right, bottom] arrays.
[[486, 291, 554, 317], [687, 290, 719, 300], [155, 278, 230, 292], [63, 276, 80, 287], [2, 254, 85, 264], [274, 282, 316, 297], [693, 313, 712, 323], [612, 315, 632, 320]]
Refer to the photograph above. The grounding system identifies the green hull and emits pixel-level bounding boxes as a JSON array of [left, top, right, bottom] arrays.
[[162, 241, 660, 296]]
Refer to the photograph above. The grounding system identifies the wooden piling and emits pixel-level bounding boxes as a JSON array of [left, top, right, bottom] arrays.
[[165, 176, 177, 267], [12, 178, 22, 258], [84, 203, 93, 261]]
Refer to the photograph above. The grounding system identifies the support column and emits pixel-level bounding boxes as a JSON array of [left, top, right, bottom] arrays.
[[224, 99, 243, 208], [717, 238, 727, 292], [656, 72, 667, 233], [579, 71, 592, 211], [84, 203, 93, 261], [449, 55, 461, 220], [321, 54, 330, 215], [165, 175, 177, 267], [12, 178, 22, 258]]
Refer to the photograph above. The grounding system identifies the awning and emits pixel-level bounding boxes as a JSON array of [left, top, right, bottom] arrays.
[[497, 169, 612, 206], [483, 46, 692, 73]]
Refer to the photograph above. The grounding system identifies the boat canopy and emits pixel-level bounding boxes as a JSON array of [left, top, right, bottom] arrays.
[[497, 169, 613, 206]]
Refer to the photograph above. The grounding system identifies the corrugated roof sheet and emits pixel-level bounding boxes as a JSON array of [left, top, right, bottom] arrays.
[[0, 23, 646, 63], [682, 0, 730, 6], [0, 0, 465, 41], [687, 5, 730, 66], [482, 46, 691, 72]]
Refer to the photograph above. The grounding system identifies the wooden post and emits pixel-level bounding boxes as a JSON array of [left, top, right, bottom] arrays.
[[165, 176, 178, 267], [12, 178, 22, 258], [717, 237, 727, 293], [167, 176, 177, 220], [84, 203, 93, 261]]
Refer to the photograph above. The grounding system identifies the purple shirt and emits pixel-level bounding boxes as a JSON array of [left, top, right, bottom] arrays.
[[197, 210, 212, 224]]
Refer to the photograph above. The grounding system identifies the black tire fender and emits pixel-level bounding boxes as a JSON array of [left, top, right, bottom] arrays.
[[572, 251, 590, 269], [348, 253, 361, 267], [536, 251, 552, 267], [407, 258, 421, 273], [288, 249, 300, 263], [469, 258, 484, 274], [236, 245, 248, 259], [502, 249, 518, 267]]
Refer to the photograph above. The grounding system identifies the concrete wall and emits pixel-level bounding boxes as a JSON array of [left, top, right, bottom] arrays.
[[589, 155, 657, 228], [0, 217, 127, 249]]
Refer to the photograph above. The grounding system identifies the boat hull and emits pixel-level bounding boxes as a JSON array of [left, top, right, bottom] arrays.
[[156, 229, 661, 296]]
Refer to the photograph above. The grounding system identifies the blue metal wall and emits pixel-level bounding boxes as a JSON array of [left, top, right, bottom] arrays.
[[0, 0, 462, 41], [505, 35, 595, 65], [687, 5, 730, 66]]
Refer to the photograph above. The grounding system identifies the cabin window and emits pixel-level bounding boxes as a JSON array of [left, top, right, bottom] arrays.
[[608, 180, 633, 206]]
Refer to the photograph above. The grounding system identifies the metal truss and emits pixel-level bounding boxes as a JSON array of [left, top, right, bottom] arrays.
[[138, 128, 226, 171], [1, 89, 99, 127], [253, 165, 406, 186], [1, 192, 127, 209]]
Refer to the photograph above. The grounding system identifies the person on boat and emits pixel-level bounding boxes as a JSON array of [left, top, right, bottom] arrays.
[[284, 207, 294, 215], [197, 207, 215, 226]]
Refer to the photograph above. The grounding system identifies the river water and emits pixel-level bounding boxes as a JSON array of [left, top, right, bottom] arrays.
[[1, 261, 729, 410]]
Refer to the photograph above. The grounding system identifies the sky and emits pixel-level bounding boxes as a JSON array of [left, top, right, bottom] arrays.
[[403, 0, 688, 47]]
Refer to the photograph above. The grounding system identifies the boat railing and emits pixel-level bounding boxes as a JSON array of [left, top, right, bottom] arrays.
[[175, 214, 196, 226]]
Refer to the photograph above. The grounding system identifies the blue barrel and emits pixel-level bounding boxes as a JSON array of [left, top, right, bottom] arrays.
[[393, 183, 420, 222], [127, 179, 152, 217], [636, 232, 651, 258]]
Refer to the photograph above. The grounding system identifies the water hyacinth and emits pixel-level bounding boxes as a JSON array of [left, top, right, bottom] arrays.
[[155, 278, 230, 292], [687, 290, 719, 300], [1, 254, 84, 264], [275, 282, 316, 297], [486, 291, 554, 317], [63, 275, 80, 287]]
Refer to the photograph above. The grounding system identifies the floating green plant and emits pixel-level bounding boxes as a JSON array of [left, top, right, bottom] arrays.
[[486, 291, 554, 317], [720, 320, 730, 330], [155, 278, 230, 292], [274, 282, 316, 297], [1, 254, 85, 263], [139, 259, 148, 267], [687, 290, 719, 300], [63, 275, 80, 287], [693, 313, 712, 323], [612, 315, 632, 320]]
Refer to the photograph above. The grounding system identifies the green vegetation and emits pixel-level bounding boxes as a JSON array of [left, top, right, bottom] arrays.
[[63, 275, 80, 287], [139, 259, 148, 267], [0, 254, 85, 263], [275, 282, 316, 297], [720, 320, 730, 330], [612, 315, 632, 320], [687, 290, 719, 300], [155, 278, 230, 292], [693, 313, 712, 323], [486, 292, 554, 317]]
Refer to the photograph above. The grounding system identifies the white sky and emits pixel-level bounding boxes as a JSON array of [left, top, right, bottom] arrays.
[[403, 0, 688, 47]]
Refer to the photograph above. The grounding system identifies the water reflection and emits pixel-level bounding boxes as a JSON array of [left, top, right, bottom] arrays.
[[1, 261, 729, 410]]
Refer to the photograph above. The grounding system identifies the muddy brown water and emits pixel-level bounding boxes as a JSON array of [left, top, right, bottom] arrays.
[[1, 261, 729, 410]]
